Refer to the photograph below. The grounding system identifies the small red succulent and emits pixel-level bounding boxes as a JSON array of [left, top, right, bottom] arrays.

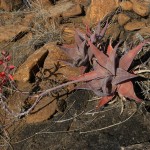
[[59, 21, 108, 71], [68, 39, 149, 108]]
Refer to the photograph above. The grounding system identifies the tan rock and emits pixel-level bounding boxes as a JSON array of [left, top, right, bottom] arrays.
[[136, 27, 150, 37], [26, 97, 57, 124], [14, 48, 48, 82], [124, 20, 146, 31], [85, 0, 119, 25], [119, 1, 133, 11], [62, 26, 76, 43], [74, 0, 91, 6], [0, 0, 12, 11], [131, 0, 150, 17], [105, 23, 121, 40], [62, 4, 82, 18], [0, 0, 22, 11], [118, 13, 131, 26], [0, 25, 28, 42], [43, 43, 80, 79]]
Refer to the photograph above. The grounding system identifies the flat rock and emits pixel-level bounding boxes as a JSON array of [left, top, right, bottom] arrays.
[[62, 25, 76, 43], [105, 23, 121, 40], [62, 4, 83, 18], [0, 25, 28, 42], [85, 0, 119, 25], [118, 13, 131, 26], [124, 20, 146, 31], [0, 0, 22, 11], [26, 97, 57, 124], [14, 47, 48, 82], [131, 0, 150, 17], [119, 1, 133, 11]]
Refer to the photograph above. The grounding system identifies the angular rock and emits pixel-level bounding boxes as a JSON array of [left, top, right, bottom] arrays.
[[0, 0, 22, 11], [131, 0, 150, 17], [85, 0, 119, 24], [14, 48, 48, 82], [119, 1, 133, 11], [62, 26, 76, 43], [132, 26, 150, 41], [118, 13, 131, 26], [75, 0, 91, 5], [85, 0, 118, 24], [62, 4, 83, 18], [124, 20, 146, 31], [0, 25, 28, 42], [105, 23, 121, 40], [26, 97, 57, 124], [43, 43, 80, 79]]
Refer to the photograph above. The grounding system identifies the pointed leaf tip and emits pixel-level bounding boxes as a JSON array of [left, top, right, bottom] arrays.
[[119, 41, 147, 70]]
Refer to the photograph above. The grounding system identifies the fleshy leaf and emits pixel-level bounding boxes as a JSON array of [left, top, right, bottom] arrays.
[[88, 41, 108, 67], [112, 68, 137, 85], [69, 70, 99, 82], [106, 43, 116, 75], [119, 41, 147, 70], [98, 19, 108, 39], [96, 95, 114, 108], [117, 81, 142, 102]]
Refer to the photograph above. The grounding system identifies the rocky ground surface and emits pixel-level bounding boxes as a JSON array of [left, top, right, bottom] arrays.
[[0, 0, 150, 149]]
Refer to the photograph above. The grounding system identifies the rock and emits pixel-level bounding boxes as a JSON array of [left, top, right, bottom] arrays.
[[119, 1, 133, 11], [131, 0, 150, 17], [25, 43, 81, 123], [85, 0, 119, 25], [62, 4, 83, 18], [74, 0, 91, 6], [124, 20, 146, 31], [0, 25, 28, 42], [0, 0, 22, 11], [26, 97, 57, 124], [132, 26, 150, 41], [14, 48, 48, 82], [118, 13, 131, 26], [105, 23, 121, 40], [62, 26, 76, 43], [43, 43, 80, 79]]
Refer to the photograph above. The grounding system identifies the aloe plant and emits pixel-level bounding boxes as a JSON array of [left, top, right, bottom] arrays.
[[70, 40, 149, 107], [16, 21, 149, 117]]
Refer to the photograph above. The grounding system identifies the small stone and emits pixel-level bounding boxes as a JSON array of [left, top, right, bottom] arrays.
[[14, 48, 48, 82], [74, 0, 91, 6], [62, 26, 75, 43], [85, 0, 119, 25], [26, 97, 57, 124], [62, 4, 83, 18], [118, 13, 131, 26], [124, 20, 146, 31], [0, 25, 28, 42], [105, 23, 121, 40], [0, 0, 22, 11], [119, 1, 133, 11], [131, 0, 150, 17]]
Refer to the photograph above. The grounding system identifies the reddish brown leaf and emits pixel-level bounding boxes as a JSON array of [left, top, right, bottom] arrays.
[[69, 70, 98, 82], [88, 41, 108, 67], [106, 39, 113, 56], [112, 68, 137, 85], [119, 41, 147, 70], [117, 81, 142, 102], [96, 95, 114, 108]]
